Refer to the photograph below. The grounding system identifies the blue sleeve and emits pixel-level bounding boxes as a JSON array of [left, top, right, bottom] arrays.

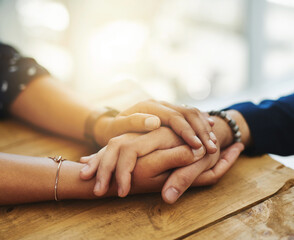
[[227, 94, 294, 156]]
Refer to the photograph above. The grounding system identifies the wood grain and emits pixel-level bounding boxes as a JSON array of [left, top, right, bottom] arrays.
[[0, 81, 293, 239], [0, 119, 293, 240], [186, 186, 294, 240]]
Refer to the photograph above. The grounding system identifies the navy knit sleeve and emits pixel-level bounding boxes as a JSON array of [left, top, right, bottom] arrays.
[[0, 42, 50, 118], [227, 94, 294, 156]]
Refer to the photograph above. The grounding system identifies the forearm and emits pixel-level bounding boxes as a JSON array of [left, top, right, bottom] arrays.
[[227, 95, 294, 155], [0, 151, 169, 205], [0, 153, 115, 205], [9, 76, 92, 141]]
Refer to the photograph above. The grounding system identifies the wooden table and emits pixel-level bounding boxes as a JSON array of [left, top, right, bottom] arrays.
[[0, 81, 294, 239]]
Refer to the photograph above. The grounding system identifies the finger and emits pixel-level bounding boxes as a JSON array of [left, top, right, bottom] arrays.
[[160, 101, 217, 153], [94, 140, 122, 196], [115, 127, 185, 197], [134, 145, 196, 179], [202, 112, 215, 127], [115, 149, 137, 197], [161, 150, 220, 204], [192, 143, 244, 186], [79, 149, 105, 180], [113, 113, 161, 135], [207, 117, 215, 127], [121, 101, 203, 150], [161, 158, 209, 204], [186, 113, 217, 154], [80, 153, 96, 163]]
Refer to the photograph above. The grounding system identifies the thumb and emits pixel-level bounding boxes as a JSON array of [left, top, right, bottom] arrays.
[[192, 142, 244, 186], [220, 142, 244, 159], [113, 113, 161, 134]]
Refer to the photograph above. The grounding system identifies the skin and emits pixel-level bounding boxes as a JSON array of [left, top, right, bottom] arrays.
[[0, 136, 243, 205], [9, 75, 217, 198], [81, 109, 251, 204], [10, 75, 217, 153], [4, 75, 251, 204], [161, 109, 252, 203]]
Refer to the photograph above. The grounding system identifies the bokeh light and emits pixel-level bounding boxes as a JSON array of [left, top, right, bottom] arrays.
[[16, 0, 69, 31]]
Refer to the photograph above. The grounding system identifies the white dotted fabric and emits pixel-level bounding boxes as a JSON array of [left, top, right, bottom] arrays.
[[0, 42, 50, 118]]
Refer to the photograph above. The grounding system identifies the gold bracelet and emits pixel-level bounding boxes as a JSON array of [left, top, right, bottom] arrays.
[[49, 156, 66, 201]]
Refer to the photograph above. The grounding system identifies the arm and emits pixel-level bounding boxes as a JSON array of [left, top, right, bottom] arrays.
[[210, 109, 252, 149], [0, 43, 161, 145], [0, 142, 196, 205], [10, 78, 217, 152], [0, 153, 95, 205], [10, 76, 93, 141], [161, 94, 294, 203], [227, 94, 294, 156], [1, 43, 217, 152], [161, 109, 249, 204]]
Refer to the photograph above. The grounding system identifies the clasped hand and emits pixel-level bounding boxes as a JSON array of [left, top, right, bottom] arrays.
[[79, 100, 244, 204]]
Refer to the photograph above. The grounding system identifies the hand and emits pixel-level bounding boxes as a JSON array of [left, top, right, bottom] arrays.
[[93, 112, 161, 147], [80, 127, 205, 198], [94, 100, 217, 154], [161, 142, 245, 204], [80, 142, 244, 202], [192, 143, 244, 186], [80, 145, 200, 198]]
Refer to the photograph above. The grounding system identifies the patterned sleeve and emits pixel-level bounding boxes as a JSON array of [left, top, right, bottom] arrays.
[[0, 42, 50, 118]]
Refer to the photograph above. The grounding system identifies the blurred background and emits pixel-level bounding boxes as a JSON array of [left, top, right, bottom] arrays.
[[0, 0, 294, 165]]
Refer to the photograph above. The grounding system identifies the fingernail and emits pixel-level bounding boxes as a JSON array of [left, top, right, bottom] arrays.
[[209, 132, 217, 143], [207, 117, 214, 123], [192, 146, 205, 159], [94, 181, 101, 194], [165, 187, 180, 204], [118, 186, 124, 197], [194, 136, 202, 146], [208, 139, 217, 149], [145, 116, 160, 130], [81, 165, 89, 173]]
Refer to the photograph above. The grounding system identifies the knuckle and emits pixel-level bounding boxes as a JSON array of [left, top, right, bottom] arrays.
[[171, 145, 193, 165], [88, 156, 97, 165], [158, 126, 173, 135], [179, 146, 194, 163], [176, 173, 193, 189], [180, 128, 193, 137], [107, 137, 121, 147], [168, 113, 184, 124], [99, 160, 113, 173], [192, 107, 201, 114], [186, 109, 200, 118], [198, 129, 211, 137], [120, 143, 133, 153]]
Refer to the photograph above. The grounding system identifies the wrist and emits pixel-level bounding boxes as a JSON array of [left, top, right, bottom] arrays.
[[58, 161, 96, 200], [93, 115, 113, 146], [227, 110, 251, 147], [58, 161, 118, 200], [209, 110, 251, 149], [211, 116, 233, 149], [84, 107, 119, 147]]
